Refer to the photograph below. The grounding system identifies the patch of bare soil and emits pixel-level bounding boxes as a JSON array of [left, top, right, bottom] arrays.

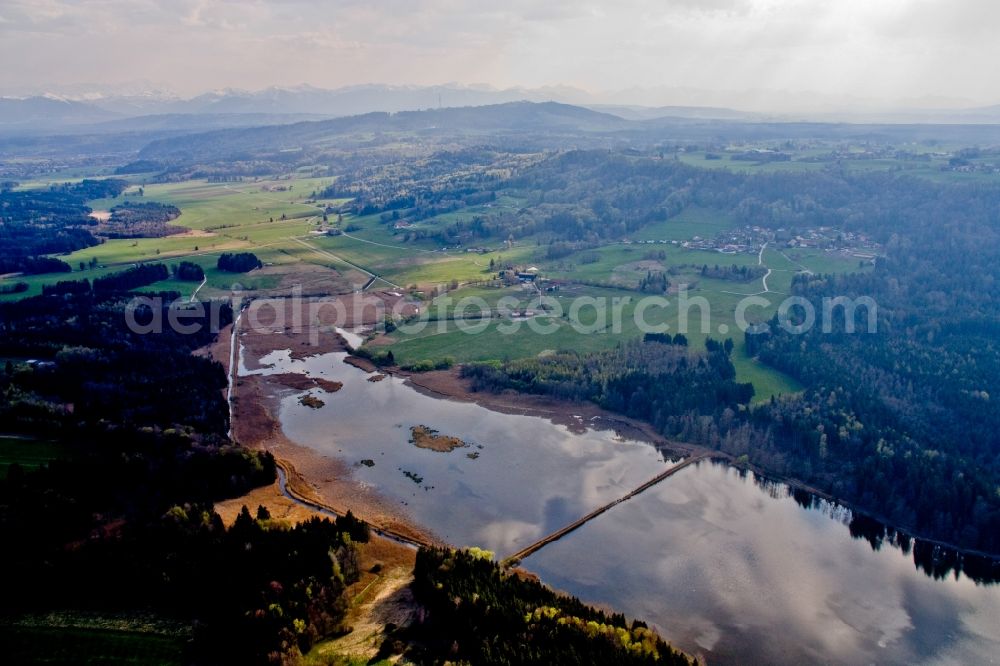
[[196, 320, 233, 366], [238, 298, 347, 371], [367, 373, 387, 382], [363, 333, 395, 346], [408, 425, 467, 452], [344, 355, 377, 373], [254, 264, 352, 298], [309, 539, 419, 663], [173, 228, 217, 238], [238, 292, 416, 369]]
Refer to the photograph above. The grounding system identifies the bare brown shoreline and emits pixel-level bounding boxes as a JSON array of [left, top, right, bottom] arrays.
[[233, 370, 441, 547], [215, 295, 443, 547]]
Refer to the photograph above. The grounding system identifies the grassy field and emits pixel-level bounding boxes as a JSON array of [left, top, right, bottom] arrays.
[[378, 277, 804, 400], [1, 171, 863, 399], [374, 231, 866, 399], [0, 436, 66, 478], [0, 176, 347, 300], [0, 175, 534, 300], [0, 625, 186, 665], [630, 206, 736, 242]]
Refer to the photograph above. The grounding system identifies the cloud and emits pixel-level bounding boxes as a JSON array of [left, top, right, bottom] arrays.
[[0, 0, 998, 105]]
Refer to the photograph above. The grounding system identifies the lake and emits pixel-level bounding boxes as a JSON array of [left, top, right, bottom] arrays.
[[242, 346, 1000, 664]]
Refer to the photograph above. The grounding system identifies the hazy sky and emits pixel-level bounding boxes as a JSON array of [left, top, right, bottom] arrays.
[[1, 0, 998, 106]]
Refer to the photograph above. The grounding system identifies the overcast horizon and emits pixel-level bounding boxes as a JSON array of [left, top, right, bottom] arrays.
[[3, 0, 1000, 111]]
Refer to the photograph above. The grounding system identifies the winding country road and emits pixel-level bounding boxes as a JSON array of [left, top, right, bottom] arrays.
[[274, 463, 428, 550], [226, 304, 245, 440], [719, 242, 774, 296], [758, 242, 773, 293]]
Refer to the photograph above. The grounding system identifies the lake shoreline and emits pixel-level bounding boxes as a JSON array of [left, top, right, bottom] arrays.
[[222, 299, 443, 548], [218, 295, 1000, 578]]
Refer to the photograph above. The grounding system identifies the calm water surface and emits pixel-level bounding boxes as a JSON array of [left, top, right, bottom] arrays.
[[242, 346, 1000, 665], [242, 347, 674, 554]]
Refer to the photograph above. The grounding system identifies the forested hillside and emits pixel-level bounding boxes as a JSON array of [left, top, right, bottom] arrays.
[[405, 547, 693, 665], [0, 290, 362, 662], [437, 150, 1000, 245]]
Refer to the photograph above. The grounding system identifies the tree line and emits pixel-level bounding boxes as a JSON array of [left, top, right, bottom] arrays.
[[217, 251, 262, 273], [399, 547, 693, 665]]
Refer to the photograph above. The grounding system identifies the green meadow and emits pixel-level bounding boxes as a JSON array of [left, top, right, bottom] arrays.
[[375, 228, 864, 399], [0, 624, 186, 665], [0, 436, 67, 478], [1, 172, 865, 398], [630, 206, 737, 241], [380, 278, 805, 400]]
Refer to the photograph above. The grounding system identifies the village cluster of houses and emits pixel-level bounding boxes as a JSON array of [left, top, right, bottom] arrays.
[[626, 225, 881, 257], [944, 160, 1000, 175], [773, 227, 879, 252]]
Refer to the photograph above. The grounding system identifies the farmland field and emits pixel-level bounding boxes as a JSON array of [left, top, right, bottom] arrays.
[[1, 168, 865, 397], [0, 436, 66, 478]]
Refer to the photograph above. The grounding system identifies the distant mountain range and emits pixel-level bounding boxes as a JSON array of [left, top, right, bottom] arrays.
[[135, 101, 1000, 168], [5, 83, 1000, 134], [0, 95, 120, 128], [2, 84, 593, 132], [135, 101, 630, 163]]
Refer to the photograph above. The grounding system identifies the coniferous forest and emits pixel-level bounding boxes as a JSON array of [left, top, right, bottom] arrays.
[[403, 547, 693, 665]]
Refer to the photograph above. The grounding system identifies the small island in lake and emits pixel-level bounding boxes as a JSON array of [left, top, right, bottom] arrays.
[[409, 425, 468, 452], [299, 394, 325, 409], [271, 373, 342, 393]]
